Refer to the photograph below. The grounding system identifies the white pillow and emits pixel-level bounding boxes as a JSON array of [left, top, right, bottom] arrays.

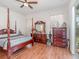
[[0, 34, 19, 38], [10, 34, 18, 37], [0, 34, 7, 38]]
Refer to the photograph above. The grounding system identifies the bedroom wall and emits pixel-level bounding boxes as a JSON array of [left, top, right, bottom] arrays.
[[25, 6, 70, 39], [0, 6, 27, 34]]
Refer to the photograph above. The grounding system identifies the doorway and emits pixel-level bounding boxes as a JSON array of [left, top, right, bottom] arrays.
[[75, 3, 79, 53]]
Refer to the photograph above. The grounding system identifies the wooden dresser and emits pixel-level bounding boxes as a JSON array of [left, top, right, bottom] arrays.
[[33, 33, 47, 44], [53, 27, 67, 47], [33, 21, 47, 44]]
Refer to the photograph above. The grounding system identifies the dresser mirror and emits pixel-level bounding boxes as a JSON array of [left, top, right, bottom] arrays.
[[35, 21, 45, 33]]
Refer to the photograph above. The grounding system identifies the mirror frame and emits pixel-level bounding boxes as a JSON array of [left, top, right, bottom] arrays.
[[35, 21, 45, 33]]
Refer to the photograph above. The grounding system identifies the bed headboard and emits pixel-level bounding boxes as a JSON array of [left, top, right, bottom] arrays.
[[0, 20, 17, 35], [0, 29, 16, 35]]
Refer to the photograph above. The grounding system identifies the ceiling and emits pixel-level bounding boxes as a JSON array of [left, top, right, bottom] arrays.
[[0, 0, 70, 15]]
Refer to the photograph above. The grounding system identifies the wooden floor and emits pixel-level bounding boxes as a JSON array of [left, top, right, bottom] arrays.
[[0, 43, 72, 59]]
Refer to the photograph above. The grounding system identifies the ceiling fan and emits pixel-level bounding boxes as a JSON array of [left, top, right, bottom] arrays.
[[16, 0, 38, 9]]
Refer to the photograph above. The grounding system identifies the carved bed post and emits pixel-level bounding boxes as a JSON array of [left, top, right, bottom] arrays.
[[15, 21, 17, 33], [32, 18, 34, 46], [7, 8, 11, 59]]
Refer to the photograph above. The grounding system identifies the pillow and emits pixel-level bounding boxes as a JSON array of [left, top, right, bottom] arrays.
[[0, 34, 20, 39], [10, 34, 18, 37], [0, 34, 7, 39], [10, 34, 22, 37]]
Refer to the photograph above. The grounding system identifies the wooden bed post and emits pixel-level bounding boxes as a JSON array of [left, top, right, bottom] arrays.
[[7, 8, 11, 59], [15, 21, 17, 33], [32, 18, 34, 46]]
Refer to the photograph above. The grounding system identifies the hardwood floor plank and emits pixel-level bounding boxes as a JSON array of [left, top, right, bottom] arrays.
[[0, 43, 72, 59]]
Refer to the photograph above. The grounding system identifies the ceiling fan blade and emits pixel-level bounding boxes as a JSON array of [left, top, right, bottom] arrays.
[[16, 0, 25, 3], [25, 0, 27, 2], [27, 2, 38, 4], [20, 4, 24, 8], [28, 5, 33, 9]]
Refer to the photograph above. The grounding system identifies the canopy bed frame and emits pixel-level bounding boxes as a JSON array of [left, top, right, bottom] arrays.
[[0, 8, 34, 59]]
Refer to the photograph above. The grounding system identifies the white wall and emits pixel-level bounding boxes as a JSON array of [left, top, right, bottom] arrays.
[[0, 6, 27, 34], [25, 6, 70, 39]]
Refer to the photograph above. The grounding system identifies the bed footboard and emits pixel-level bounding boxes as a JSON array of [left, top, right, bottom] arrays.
[[10, 39, 34, 53]]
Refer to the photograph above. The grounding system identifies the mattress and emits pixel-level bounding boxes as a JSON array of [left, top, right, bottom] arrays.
[[0, 35, 32, 50]]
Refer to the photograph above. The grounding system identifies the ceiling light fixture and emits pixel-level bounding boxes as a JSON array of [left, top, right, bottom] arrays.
[[16, 0, 38, 9], [24, 3, 28, 7]]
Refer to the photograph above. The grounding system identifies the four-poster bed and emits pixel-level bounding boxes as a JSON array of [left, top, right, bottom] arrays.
[[0, 8, 34, 59]]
